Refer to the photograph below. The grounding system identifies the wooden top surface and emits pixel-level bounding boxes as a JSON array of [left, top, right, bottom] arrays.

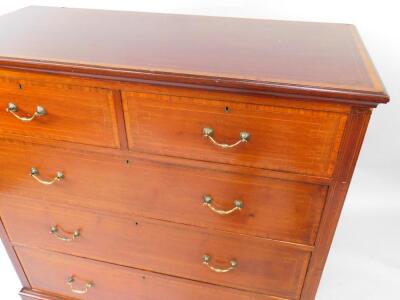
[[0, 6, 388, 104]]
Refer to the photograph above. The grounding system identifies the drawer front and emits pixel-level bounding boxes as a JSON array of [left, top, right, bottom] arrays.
[[20, 290, 77, 300], [16, 247, 284, 300], [122, 91, 348, 177], [0, 140, 326, 245], [6, 201, 310, 299], [0, 76, 120, 148]]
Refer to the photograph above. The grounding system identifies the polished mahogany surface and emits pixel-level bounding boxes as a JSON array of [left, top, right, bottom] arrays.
[[17, 246, 282, 300], [123, 91, 347, 176], [0, 76, 120, 148], [0, 140, 327, 245], [0, 6, 388, 103], [0, 6, 389, 300], [3, 199, 310, 299]]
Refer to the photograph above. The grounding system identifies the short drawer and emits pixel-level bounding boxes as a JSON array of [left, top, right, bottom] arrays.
[[0, 140, 327, 245], [0, 76, 120, 148], [16, 246, 286, 300], [122, 91, 348, 177], [6, 200, 310, 299]]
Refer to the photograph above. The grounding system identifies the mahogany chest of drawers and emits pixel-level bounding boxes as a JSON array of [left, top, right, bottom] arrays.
[[0, 6, 389, 300]]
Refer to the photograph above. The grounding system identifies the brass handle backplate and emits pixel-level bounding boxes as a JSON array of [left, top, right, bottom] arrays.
[[202, 254, 237, 273], [203, 127, 250, 149], [30, 167, 64, 185], [6, 102, 46, 122], [50, 225, 80, 242], [203, 195, 243, 215], [67, 276, 93, 294]]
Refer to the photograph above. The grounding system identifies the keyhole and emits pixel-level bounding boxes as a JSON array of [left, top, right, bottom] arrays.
[[18, 83, 23, 90], [224, 106, 230, 113]]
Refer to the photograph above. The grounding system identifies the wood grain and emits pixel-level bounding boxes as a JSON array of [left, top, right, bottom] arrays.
[[20, 288, 77, 300], [300, 108, 372, 300], [0, 140, 327, 246], [123, 91, 348, 177], [0, 7, 390, 300], [0, 216, 30, 287], [0, 6, 389, 105], [6, 198, 310, 298], [0, 68, 356, 111], [0, 76, 120, 148], [17, 246, 291, 300]]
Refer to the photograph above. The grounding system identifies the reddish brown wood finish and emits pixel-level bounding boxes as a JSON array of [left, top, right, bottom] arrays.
[[123, 91, 348, 177], [0, 68, 355, 112], [20, 288, 77, 300], [17, 247, 288, 300], [0, 6, 388, 105], [112, 90, 129, 150], [4, 199, 310, 299], [0, 217, 30, 287], [0, 7, 389, 300], [300, 107, 372, 300], [0, 140, 326, 246], [0, 76, 120, 148]]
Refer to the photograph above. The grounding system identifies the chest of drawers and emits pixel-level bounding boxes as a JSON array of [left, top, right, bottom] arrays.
[[0, 6, 389, 300]]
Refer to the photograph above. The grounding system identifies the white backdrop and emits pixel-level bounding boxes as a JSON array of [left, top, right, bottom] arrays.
[[0, 1, 399, 299]]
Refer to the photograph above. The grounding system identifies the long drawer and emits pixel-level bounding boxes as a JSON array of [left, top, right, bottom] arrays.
[[0, 76, 120, 148], [16, 246, 287, 300], [122, 91, 348, 177], [3, 198, 310, 299], [0, 140, 327, 245]]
